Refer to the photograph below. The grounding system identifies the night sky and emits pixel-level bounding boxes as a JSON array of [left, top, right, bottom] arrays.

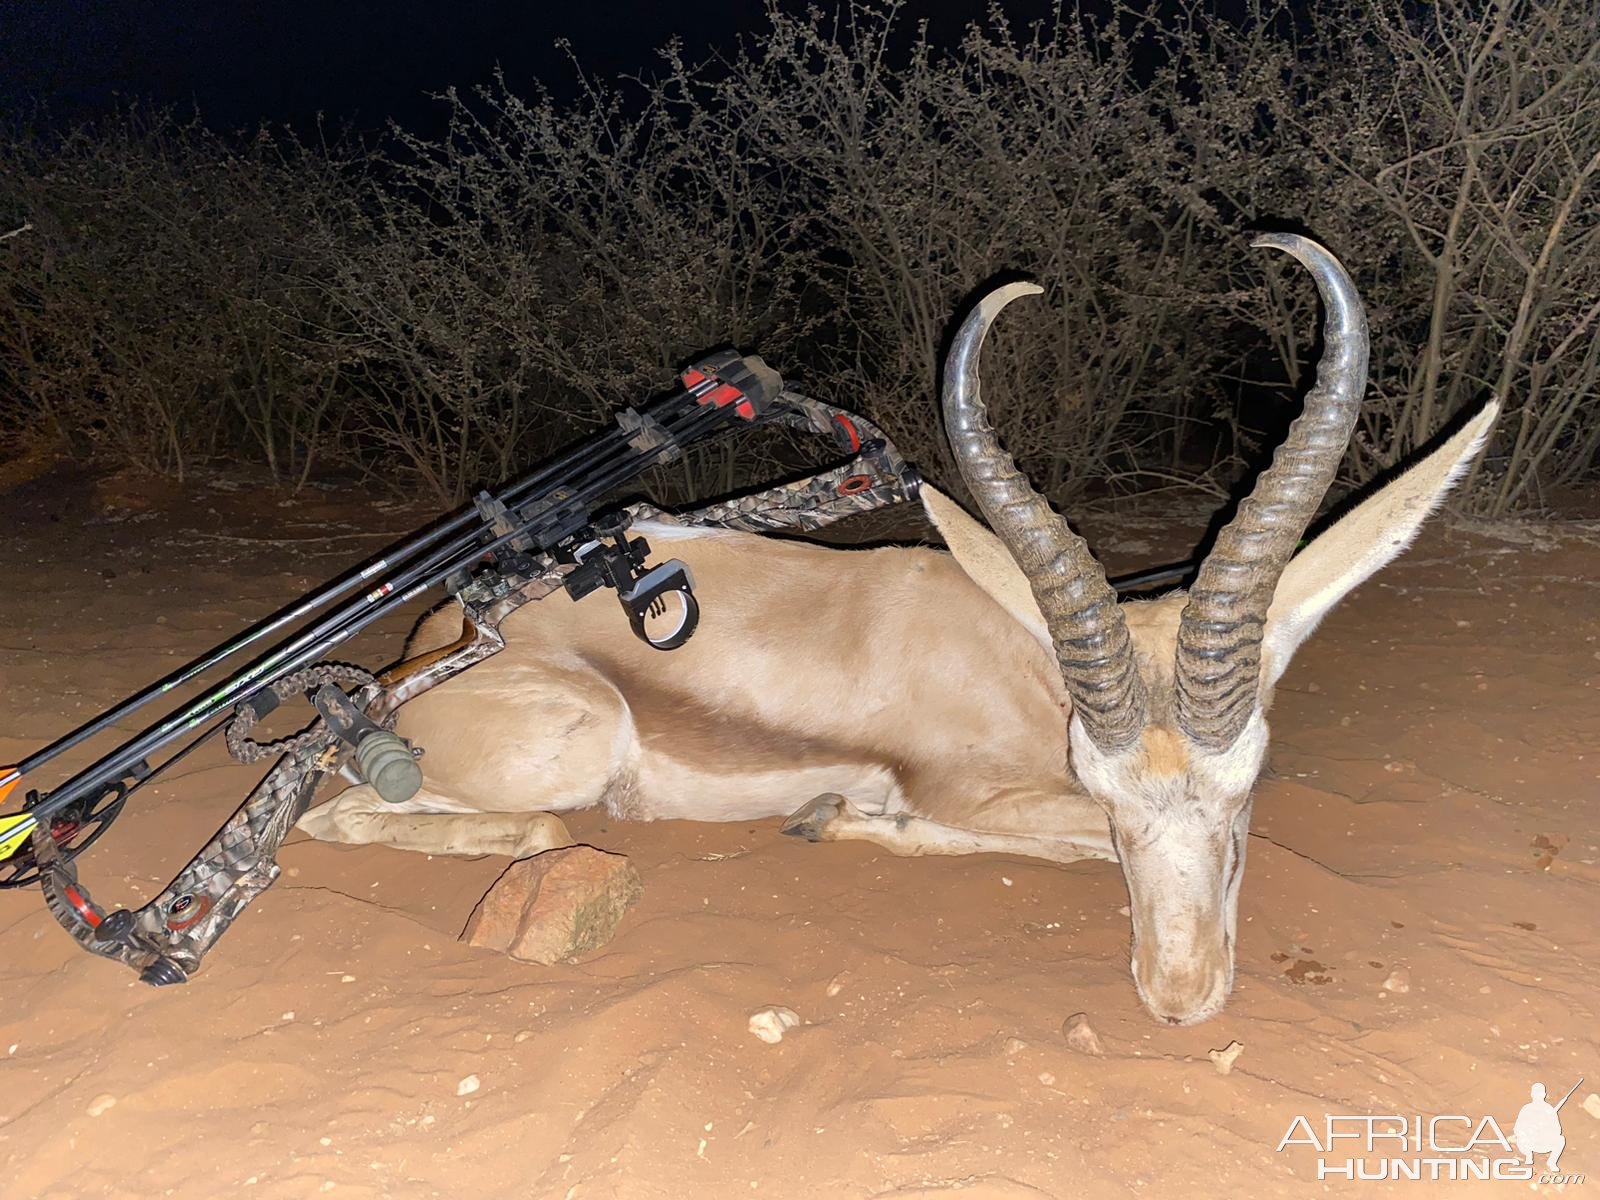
[[1, 1, 1065, 136]]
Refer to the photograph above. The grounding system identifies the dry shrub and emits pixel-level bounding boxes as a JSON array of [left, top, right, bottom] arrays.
[[1, 1, 1595, 514], [0, 113, 356, 484], [1173, 0, 1600, 514]]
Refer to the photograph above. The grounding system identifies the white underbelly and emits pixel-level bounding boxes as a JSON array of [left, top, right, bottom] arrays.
[[625, 751, 902, 822]]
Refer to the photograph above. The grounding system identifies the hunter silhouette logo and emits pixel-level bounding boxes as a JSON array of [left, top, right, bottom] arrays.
[[1515, 1079, 1579, 1172], [1277, 1076, 1585, 1183]]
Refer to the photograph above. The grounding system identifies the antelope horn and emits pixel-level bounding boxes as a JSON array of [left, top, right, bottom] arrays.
[[942, 282, 1147, 752], [1175, 234, 1370, 750]]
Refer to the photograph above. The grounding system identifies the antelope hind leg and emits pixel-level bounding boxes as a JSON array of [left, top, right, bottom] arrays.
[[779, 793, 849, 842], [297, 783, 575, 859], [781, 792, 1114, 866]]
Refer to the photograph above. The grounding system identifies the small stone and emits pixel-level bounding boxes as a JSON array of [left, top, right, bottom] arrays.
[[747, 1006, 801, 1044], [1003, 1036, 1028, 1057], [87, 1093, 117, 1117], [1382, 967, 1411, 994], [825, 972, 847, 998], [341, 975, 356, 984], [464, 847, 642, 965], [1582, 1093, 1600, 1121], [457, 1074, 480, 1096], [514, 1030, 534, 1044], [280, 1012, 295, 1021], [1208, 1040, 1244, 1075], [1062, 1013, 1104, 1057], [1037, 1071, 1056, 1086]]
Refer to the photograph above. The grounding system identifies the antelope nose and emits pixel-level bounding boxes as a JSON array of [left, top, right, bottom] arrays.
[[1147, 997, 1222, 1026], [1139, 966, 1230, 1026]]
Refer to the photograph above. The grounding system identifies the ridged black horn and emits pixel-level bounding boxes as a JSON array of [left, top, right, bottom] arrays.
[[943, 282, 1147, 752], [1175, 234, 1370, 750]]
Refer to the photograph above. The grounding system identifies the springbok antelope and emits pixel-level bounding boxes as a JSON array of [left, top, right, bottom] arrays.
[[299, 234, 1496, 1025]]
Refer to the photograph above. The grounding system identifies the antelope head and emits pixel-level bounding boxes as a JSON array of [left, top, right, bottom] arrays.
[[935, 233, 1496, 1024]]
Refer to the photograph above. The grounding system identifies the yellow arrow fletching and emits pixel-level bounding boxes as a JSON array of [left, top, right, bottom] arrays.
[[0, 812, 38, 863]]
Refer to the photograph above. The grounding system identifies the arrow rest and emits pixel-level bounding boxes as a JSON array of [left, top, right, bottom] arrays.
[[558, 514, 700, 651]]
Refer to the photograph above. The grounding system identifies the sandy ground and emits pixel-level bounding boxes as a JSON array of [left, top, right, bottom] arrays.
[[0, 466, 1596, 1200]]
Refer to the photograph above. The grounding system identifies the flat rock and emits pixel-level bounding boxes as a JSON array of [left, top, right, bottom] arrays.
[[1061, 1012, 1104, 1056], [464, 846, 642, 964]]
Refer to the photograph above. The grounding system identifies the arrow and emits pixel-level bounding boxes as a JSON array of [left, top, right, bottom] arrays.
[[0, 811, 37, 864], [0, 768, 35, 867]]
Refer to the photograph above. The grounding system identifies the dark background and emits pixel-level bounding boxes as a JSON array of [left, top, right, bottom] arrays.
[[0, 0, 1068, 134]]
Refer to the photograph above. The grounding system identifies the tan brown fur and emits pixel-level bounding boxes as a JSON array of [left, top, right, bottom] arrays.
[[1137, 727, 1191, 778], [298, 408, 1496, 1026]]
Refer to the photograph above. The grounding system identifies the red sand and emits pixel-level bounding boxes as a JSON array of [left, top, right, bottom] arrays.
[[1, 469, 1595, 1198]]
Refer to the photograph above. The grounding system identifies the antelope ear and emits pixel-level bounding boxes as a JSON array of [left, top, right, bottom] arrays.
[[921, 484, 1053, 655], [1260, 402, 1498, 694]]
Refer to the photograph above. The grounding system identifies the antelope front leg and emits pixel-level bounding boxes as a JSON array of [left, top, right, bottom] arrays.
[[781, 793, 1114, 866], [297, 784, 574, 859]]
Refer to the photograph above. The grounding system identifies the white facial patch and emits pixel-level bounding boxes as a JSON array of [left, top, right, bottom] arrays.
[[1070, 711, 1269, 1024]]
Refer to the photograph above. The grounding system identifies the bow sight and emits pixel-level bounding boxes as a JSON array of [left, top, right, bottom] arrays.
[[0, 351, 921, 984]]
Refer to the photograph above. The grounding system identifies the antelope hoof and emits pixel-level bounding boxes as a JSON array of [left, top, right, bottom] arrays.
[[781, 793, 846, 843]]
